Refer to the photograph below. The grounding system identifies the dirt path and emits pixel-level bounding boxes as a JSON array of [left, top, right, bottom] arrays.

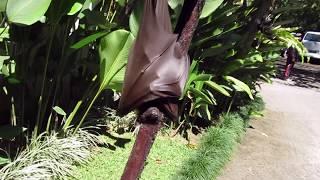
[[218, 63, 320, 180]]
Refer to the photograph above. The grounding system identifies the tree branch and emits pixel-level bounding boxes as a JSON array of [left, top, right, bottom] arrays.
[[175, 0, 205, 55]]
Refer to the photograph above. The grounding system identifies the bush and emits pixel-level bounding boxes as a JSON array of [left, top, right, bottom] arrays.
[[0, 129, 100, 179], [174, 98, 264, 180]]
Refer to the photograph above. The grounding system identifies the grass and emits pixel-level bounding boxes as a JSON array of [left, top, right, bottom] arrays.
[[173, 113, 245, 180], [0, 129, 100, 180], [72, 97, 265, 180], [173, 96, 265, 180], [0, 97, 264, 179], [72, 133, 196, 180], [72, 113, 247, 180]]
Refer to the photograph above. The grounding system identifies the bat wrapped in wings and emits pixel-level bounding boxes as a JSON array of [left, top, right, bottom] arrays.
[[118, 0, 189, 119]]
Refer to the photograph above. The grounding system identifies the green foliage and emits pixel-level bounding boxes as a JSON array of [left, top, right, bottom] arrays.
[[169, 0, 307, 127], [6, 0, 52, 25], [238, 96, 265, 127], [129, 2, 144, 37], [99, 29, 135, 91], [168, 0, 184, 10], [200, 0, 224, 18], [0, 0, 134, 138], [72, 134, 195, 180], [174, 116, 244, 180], [52, 106, 66, 116], [0, 0, 7, 12], [180, 61, 230, 121], [0, 129, 100, 179], [68, 2, 83, 16], [0, 125, 27, 140], [0, 156, 10, 167], [0, 54, 12, 78], [225, 76, 253, 100], [0, 0, 304, 138], [204, 81, 230, 97], [62, 101, 83, 133], [73, 29, 135, 133], [271, 27, 308, 61], [70, 31, 110, 49], [0, 56, 9, 74], [174, 97, 265, 179], [274, 0, 320, 31]]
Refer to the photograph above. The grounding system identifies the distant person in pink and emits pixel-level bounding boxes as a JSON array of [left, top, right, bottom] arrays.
[[284, 46, 297, 79]]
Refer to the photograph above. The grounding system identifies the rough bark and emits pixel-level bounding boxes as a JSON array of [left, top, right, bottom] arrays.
[[175, 0, 205, 55], [121, 107, 163, 180]]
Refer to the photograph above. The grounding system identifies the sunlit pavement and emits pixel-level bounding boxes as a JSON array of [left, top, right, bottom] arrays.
[[218, 61, 320, 180]]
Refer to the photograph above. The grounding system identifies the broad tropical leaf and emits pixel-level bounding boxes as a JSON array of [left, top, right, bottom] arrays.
[[99, 29, 135, 91], [189, 87, 214, 105], [6, 0, 52, 25], [193, 74, 212, 81], [168, 0, 184, 9], [205, 81, 231, 97], [67, 2, 83, 15], [0, 0, 7, 12], [225, 76, 253, 100], [46, 0, 85, 24], [71, 31, 109, 49], [129, 2, 144, 37], [200, 0, 224, 18], [181, 60, 199, 98], [222, 59, 244, 75]]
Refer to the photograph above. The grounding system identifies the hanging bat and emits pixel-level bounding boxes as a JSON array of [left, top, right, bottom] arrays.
[[118, 0, 204, 179], [118, 0, 189, 120]]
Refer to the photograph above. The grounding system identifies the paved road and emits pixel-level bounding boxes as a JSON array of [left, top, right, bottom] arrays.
[[218, 62, 320, 180]]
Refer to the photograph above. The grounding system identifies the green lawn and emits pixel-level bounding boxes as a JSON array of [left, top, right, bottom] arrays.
[[72, 98, 264, 180], [72, 133, 196, 180], [72, 114, 245, 180]]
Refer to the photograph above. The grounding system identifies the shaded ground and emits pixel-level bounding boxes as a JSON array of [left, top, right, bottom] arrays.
[[276, 59, 320, 90], [218, 61, 320, 180]]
